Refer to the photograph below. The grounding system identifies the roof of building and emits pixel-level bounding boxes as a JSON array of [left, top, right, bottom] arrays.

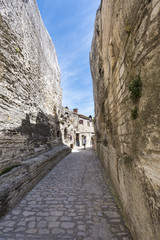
[[62, 106, 92, 121], [75, 113, 90, 120]]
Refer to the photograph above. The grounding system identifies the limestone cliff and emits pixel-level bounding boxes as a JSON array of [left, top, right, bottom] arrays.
[[90, 0, 160, 239], [0, 0, 63, 172]]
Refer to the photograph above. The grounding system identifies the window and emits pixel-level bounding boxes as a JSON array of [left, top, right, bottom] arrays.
[[87, 121, 90, 127], [57, 131, 60, 138], [64, 128, 67, 139], [79, 119, 83, 124]]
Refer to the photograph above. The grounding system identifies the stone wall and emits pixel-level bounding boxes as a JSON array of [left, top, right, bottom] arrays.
[[0, 0, 63, 172], [90, 0, 160, 239], [0, 145, 70, 218]]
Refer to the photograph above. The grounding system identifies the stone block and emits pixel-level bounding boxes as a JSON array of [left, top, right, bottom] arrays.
[[151, 1, 160, 21], [0, 145, 71, 218]]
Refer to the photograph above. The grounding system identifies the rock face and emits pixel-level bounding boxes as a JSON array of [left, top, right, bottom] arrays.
[[0, 0, 63, 172], [0, 0, 71, 217], [90, 0, 160, 239]]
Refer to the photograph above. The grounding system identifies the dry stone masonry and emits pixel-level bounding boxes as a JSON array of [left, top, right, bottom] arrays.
[[90, 0, 160, 239], [0, 0, 70, 216]]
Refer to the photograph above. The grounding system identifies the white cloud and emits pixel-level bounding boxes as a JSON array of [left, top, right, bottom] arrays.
[[37, 0, 100, 117], [62, 86, 94, 116]]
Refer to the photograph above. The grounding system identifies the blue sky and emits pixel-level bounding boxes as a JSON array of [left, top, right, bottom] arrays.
[[36, 0, 100, 117]]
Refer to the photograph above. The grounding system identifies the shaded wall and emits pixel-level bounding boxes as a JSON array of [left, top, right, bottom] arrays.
[[90, 0, 160, 239], [0, 0, 63, 172]]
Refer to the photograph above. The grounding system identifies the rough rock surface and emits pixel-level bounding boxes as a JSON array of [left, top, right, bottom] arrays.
[[90, 0, 160, 239], [0, 0, 71, 217], [0, 0, 63, 172]]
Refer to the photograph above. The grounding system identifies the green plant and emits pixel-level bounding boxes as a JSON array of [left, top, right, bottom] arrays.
[[128, 75, 142, 120], [0, 164, 20, 176], [14, 46, 20, 53], [129, 75, 142, 100], [125, 24, 132, 34], [131, 106, 138, 120]]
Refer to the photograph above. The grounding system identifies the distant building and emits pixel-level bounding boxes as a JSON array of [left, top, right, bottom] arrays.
[[59, 107, 94, 148]]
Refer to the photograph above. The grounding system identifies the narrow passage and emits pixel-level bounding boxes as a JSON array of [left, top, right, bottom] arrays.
[[0, 148, 132, 240]]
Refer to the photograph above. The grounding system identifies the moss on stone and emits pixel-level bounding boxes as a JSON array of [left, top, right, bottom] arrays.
[[131, 106, 138, 120], [14, 46, 20, 53], [129, 75, 142, 101], [0, 164, 20, 176]]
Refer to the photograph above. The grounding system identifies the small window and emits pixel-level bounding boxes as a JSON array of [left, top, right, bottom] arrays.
[[57, 131, 60, 138], [87, 121, 90, 127], [79, 120, 83, 124], [64, 128, 67, 139]]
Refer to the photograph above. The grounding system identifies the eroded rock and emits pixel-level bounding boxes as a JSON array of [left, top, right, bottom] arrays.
[[0, 0, 63, 171], [90, 0, 160, 239]]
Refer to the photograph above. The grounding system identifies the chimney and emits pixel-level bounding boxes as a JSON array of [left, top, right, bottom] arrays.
[[73, 108, 78, 113]]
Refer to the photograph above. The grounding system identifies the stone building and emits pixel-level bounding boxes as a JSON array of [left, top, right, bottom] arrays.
[[60, 107, 94, 148], [90, 0, 160, 240]]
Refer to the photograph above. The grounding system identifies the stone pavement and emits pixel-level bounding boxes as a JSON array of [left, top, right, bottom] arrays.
[[0, 148, 132, 240]]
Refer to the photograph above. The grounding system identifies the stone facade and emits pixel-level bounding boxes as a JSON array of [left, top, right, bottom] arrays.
[[90, 0, 160, 239], [0, 0, 63, 173], [60, 107, 94, 148]]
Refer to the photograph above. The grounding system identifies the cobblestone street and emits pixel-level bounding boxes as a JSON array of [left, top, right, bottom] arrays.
[[0, 148, 132, 240]]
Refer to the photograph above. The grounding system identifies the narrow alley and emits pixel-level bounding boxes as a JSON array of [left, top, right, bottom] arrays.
[[0, 148, 132, 240]]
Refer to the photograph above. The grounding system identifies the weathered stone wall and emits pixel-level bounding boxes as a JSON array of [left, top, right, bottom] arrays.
[[0, 0, 63, 172], [90, 0, 160, 239], [0, 145, 70, 218]]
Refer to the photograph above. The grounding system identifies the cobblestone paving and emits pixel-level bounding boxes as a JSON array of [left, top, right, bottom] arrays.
[[0, 148, 132, 240]]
